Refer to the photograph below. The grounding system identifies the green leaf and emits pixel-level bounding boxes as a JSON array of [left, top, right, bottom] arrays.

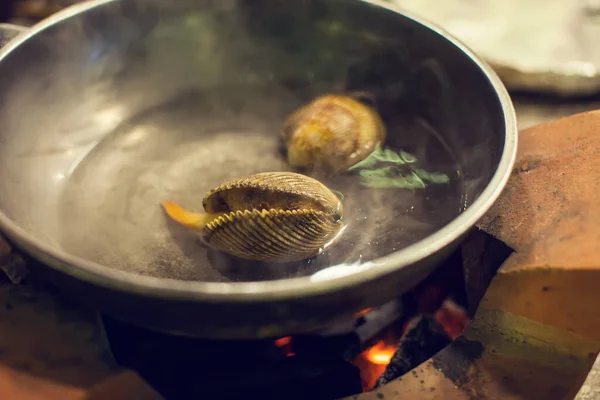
[[348, 145, 417, 171], [414, 169, 451, 184], [359, 175, 427, 189], [400, 151, 417, 163], [358, 166, 397, 178], [348, 145, 449, 189]]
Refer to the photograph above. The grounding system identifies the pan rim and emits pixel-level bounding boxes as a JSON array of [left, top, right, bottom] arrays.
[[0, 0, 517, 302]]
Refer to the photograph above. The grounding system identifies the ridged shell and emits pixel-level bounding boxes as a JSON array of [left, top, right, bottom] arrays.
[[282, 94, 386, 174], [201, 172, 344, 262], [204, 208, 341, 262]]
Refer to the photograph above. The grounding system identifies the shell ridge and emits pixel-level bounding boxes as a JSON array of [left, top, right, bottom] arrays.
[[280, 210, 328, 239], [242, 211, 290, 257], [218, 219, 264, 256], [204, 209, 341, 259], [262, 213, 320, 252], [273, 211, 332, 249], [261, 209, 325, 250], [251, 209, 300, 255], [210, 211, 274, 257], [254, 210, 309, 252], [208, 222, 257, 258], [233, 211, 284, 256]]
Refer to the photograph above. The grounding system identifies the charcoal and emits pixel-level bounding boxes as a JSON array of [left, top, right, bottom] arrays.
[[375, 316, 451, 387]]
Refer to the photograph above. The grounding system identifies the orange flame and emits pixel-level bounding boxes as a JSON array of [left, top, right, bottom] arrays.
[[365, 342, 396, 365], [351, 299, 468, 392], [352, 334, 399, 391], [269, 298, 467, 393]]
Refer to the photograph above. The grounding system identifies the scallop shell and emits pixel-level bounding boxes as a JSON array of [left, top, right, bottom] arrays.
[[162, 172, 344, 263], [282, 94, 386, 174]]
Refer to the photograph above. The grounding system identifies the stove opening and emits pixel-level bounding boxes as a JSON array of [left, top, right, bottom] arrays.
[[350, 250, 469, 391], [99, 248, 473, 400], [353, 298, 468, 391]]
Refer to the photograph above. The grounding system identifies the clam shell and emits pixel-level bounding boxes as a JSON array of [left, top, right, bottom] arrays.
[[282, 94, 386, 174], [203, 172, 342, 219], [204, 208, 342, 262], [200, 172, 344, 262]]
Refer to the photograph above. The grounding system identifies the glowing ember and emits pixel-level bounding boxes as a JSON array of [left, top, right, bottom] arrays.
[[365, 341, 396, 365], [351, 298, 469, 392], [354, 307, 374, 318], [352, 329, 401, 392], [353, 352, 389, 391], [274, 336, 295, 357], [435, 299, 468, 340], [274, 336, 292, 347], [270, 290, 468, 393]]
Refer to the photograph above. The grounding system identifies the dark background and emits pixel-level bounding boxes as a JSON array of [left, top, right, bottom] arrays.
[[0, 1, 11, 22]]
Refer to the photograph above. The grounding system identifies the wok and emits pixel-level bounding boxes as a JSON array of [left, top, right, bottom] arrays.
[[0, 0, 516, 339]]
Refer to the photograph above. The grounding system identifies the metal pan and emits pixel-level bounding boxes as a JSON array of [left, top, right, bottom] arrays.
[[0, 0, 516, 339]]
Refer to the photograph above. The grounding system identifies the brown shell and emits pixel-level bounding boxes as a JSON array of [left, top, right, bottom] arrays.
[[201, 172, 344, 262], [281, 94, 386, 174]]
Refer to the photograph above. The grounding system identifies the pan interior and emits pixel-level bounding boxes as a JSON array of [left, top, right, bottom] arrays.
[[57, 87, 465, 282], [0, 0, 506, 283]]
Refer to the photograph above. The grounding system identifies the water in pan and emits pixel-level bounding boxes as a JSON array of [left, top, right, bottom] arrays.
[[58, 87, 465, 283]]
